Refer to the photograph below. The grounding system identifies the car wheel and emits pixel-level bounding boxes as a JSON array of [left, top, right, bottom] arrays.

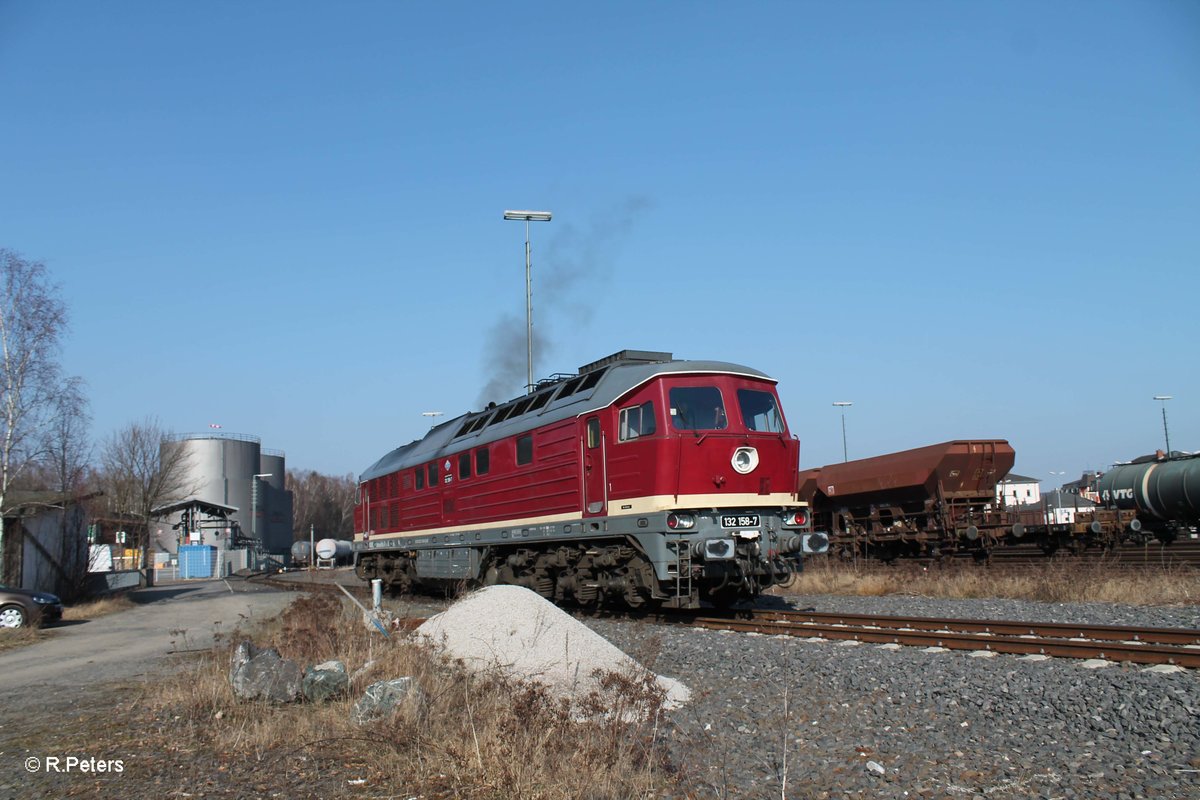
[[0, 604, 26, 628]]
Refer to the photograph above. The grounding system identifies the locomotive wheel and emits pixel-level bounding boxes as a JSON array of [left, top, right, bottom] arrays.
[[354, 556, 375, 582]]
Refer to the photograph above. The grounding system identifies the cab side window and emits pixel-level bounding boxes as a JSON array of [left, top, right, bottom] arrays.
[[618, 401, 656, 441]]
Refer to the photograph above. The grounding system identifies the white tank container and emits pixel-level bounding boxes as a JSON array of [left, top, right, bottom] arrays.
[[315, 538, 352, 560]]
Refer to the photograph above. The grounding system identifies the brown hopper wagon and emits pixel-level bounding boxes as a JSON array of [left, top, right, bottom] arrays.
[[798, 440, 1019, 560]]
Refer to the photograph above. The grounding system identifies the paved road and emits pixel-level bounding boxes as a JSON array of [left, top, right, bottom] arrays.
[[0, 577, 295, 691]]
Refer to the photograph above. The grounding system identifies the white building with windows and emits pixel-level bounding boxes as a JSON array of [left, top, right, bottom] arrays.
[[996, 473, 1041, 508]]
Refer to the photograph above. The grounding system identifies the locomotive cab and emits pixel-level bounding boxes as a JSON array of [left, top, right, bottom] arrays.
[[593, 372, 824, 605]]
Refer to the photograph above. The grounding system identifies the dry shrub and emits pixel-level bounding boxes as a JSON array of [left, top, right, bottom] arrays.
[[63, 593, 135, 621], [147, 594, 672, 799], [785, 556, 1200, 605], [271, 593, 350, 662]]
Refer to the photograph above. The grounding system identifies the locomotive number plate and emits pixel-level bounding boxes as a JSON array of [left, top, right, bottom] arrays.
[[721, 514, 759, 528]]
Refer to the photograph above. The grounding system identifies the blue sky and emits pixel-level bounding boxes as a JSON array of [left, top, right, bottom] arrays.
[[1, 1, 1196, 484]]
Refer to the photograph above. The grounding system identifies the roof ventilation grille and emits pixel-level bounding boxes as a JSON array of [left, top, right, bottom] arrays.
[[577, 350, 673, 375]]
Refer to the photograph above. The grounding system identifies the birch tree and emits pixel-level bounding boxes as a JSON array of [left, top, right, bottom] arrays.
[[0, 249, 69, 585]]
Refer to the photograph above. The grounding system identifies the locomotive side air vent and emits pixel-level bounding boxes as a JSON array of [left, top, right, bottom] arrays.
[[577, 350, 673, 375]]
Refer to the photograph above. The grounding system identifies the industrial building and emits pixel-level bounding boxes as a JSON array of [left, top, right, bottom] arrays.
[[151, 433, 293, 567]]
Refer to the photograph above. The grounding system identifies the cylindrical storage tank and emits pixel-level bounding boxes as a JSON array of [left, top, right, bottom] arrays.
[[290, 541, 312, 565], [315, 538, 353, 560], [258, 451, 291, 554], [260, 452, 286, 492], [1097, 456, 1200, 524], [157, 435, 259, 554], [219, 437, 264, 536]]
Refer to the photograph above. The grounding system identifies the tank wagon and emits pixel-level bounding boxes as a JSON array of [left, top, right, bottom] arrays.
[[353, 350, 827, 608], [316, 538, 353, 562], [1095, 453, 1200, 543], [798, 440, 1018, 560], [290, 540, 312, 566]]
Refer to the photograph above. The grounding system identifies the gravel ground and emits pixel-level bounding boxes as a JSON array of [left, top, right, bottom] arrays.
[[4, 583, 1197, 799], [581, 594, 1200, 800]]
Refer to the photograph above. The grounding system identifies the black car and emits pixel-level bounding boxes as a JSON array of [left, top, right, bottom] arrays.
[[0, 585, 63, 628]]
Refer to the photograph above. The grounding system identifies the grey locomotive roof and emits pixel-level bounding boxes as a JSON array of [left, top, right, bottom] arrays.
[[360, 356, 774, 482]]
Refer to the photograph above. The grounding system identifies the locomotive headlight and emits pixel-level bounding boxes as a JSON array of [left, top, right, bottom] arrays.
[[731, 447, 759, 475], [667, 512, 696, 530], [801, 532, 830, 554]]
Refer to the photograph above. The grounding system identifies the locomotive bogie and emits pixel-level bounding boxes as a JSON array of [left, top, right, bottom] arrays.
[[353, 504, 820, 607]]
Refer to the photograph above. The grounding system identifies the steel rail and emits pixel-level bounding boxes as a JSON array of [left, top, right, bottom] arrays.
[[685, 616, 1200, 668], [747, 610, 1200, 646]]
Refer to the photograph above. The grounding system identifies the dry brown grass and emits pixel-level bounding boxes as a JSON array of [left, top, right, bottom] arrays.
[[62, 593, 136, 621], [783, 556, 1200, 605], [0, 627, 44, 652], [146, 594, 673, 799]]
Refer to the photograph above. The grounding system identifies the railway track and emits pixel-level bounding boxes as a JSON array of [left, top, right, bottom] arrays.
[[683, 609, 1200, 668], [809, 539, 1200, 570], [259, 571, 1200, 668]]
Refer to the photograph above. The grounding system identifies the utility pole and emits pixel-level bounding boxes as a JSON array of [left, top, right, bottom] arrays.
[[1153, 395, 1173, 456]]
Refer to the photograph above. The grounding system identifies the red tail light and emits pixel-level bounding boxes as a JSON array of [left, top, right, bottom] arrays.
[[786, 510, 809, 526]]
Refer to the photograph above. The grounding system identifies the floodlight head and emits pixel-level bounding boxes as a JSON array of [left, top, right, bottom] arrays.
[[504, 210, 552, 222], [1153, 395, 1172, 401], [832, 401, 853, 408]]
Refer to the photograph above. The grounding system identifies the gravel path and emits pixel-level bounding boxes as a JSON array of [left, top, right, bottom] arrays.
[[582, 594, 1200, 799]]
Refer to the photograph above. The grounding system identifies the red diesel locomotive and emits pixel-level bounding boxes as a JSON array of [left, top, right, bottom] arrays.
[[353, 350, 827, 608]]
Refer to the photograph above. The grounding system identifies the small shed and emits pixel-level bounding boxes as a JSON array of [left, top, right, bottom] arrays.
[[1, 490, 97, 597]]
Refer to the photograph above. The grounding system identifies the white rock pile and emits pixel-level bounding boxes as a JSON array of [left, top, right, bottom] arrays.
[[415, 585, 690, 709]]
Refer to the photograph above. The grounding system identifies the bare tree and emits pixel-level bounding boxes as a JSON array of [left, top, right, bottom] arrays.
[[288, 470, 356, 541], [0, 249, 69, 585], [99, 418, 196, 582], [44, 377, 91, 496], [44, 377, 93, 598]]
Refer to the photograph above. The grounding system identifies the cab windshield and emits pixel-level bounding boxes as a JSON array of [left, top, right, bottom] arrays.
[[737, 389, 786, 433], [669, 386, 728, 430]]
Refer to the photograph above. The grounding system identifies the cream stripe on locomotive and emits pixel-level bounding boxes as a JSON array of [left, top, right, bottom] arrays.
[[355, 491, 806, 544], [608, 492, 803, 514], [357, 510, 581, 543]]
